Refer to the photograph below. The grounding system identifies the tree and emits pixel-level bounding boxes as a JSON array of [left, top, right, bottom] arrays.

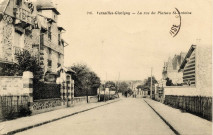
[[70, 63, 101, 97], [123, 88, 133, 97], [117, 81, 129, 94], [142, 76, 158, 95], [166, 77, 173, 86], [0, 50, 43, 81], [136, 85, 143, 90], [105, 81, 116, 90]]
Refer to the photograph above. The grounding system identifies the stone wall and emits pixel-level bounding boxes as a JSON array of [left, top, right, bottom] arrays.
[[0, 76, 23, 95], [88, 96, 98, 103], [73, 97, 87, 105]]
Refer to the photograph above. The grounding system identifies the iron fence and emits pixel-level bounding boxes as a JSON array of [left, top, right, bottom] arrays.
[[0, 95, 29, 120]]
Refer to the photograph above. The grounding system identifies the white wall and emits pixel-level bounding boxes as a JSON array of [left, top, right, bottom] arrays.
[[164, 86, 198, 97]]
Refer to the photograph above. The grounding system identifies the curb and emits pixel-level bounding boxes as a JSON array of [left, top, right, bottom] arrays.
[[5, 99, 121, 135], [143, 99, 180, 135]]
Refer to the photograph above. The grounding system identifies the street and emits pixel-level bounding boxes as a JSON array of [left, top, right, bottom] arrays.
[[16, 98, 175, 135]]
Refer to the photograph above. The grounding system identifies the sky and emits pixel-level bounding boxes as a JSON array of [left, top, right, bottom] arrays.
[[53, 0, 212, 81]]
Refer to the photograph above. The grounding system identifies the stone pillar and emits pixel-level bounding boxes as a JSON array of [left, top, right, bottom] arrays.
[[22, 71, 33, 110], [66, 74, 72, 107], [71, 80, 74, 104], [60, 83, 64, 106]]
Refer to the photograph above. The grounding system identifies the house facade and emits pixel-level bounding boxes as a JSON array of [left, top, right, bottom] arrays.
[[164, 45, 212, 96], [0, 0, 67, 79], [178, 45, 212, 96], [162, 52, 186, 85]]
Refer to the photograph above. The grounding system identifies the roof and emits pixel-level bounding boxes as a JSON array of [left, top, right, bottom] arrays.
[[163, 52, 186, 72], [179, 45, 196, 71], [0, 0, 9, 13], [36, 0, 60, 15], [67, 67, 76, 74], [58, 26, 66, 31], [57, 66, 75, 74]]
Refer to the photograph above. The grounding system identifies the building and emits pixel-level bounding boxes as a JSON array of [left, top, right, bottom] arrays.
[[164, 44, 212, 97], [0, 0, 68, 80], [178, 45, 212, 96], [36, 0, 68, 75], [0, 0, 39, 63], [162, 52, 186, 85]]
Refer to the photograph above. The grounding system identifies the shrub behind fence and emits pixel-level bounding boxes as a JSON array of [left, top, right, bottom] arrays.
[[33, 82, 61, 100], [164, 95, 212, 121], [0, 95, 30, 120], [74, 87, 98, 97]]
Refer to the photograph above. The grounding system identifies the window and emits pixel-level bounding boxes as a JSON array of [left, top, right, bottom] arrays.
[[14, 31, 24, 49], [48, 48, 52, 54], [58, 34, 61, 45], [16, 0, 22, 6], [48, 59, 52, 67], [58, 53, 61, 67], [57, 63, 61, 68], [48, 26, 51, 40]]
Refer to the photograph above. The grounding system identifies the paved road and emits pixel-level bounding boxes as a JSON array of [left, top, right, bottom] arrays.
[[16, 98, 175, 135]]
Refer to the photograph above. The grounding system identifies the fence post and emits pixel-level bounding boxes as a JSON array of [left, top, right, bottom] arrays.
[[61, 83, 65, 106], [22, 71, 33, 111]]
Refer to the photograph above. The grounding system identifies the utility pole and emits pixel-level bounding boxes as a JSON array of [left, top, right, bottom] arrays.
[[150, 67, 153, 99], [117, 72, 120, 97], [104, 72, 107, 102]]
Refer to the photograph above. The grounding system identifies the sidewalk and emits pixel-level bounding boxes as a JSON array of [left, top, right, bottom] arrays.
[[0, 99, 120, 135], [144, 98, 212, 135]]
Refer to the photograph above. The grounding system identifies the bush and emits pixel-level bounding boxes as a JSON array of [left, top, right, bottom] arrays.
[[2, 106, 16, 120], [18, 105, 32, 117], [33, 81, 61, 100]]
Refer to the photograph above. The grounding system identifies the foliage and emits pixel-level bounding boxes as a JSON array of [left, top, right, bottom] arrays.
[[117, 81, 129, 93], [33, 82, 61, 100], [0, 50, 43, 81], [136, 85, 143, 90], [142, 76, 158, 91], [18, 105, 32, 117], [0, 63, 18, 76], [1, 106, 16, 120], [70, 63, 101, 97], [166, 77, 173, 86], [124, 88, 133, 97], [105, 81, 116, 90]]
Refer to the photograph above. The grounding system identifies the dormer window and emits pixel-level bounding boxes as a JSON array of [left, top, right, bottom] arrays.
[[16, 0, 22, 6]]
